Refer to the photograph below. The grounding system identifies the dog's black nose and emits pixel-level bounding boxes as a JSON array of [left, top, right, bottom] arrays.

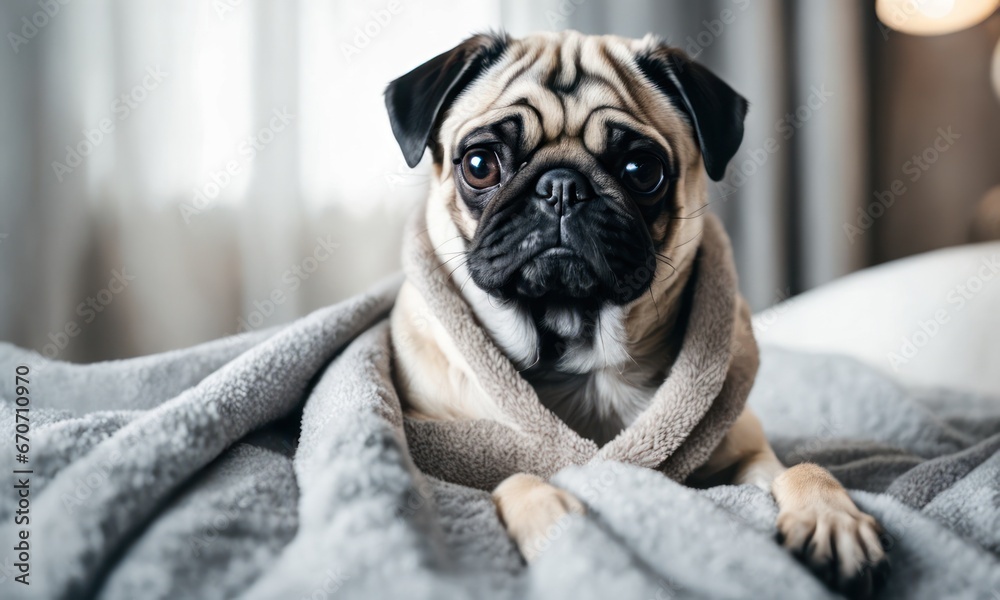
[[535, 168, 594, 215]]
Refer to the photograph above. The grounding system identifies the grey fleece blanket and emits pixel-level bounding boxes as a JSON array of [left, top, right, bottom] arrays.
[[2, 282, 1000, 599]]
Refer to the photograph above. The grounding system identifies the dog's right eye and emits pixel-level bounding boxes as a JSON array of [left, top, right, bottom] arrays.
[[461, 149, 502, 189]]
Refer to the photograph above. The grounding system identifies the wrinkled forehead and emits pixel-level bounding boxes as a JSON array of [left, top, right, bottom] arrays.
[[438, 32, 695, 161]]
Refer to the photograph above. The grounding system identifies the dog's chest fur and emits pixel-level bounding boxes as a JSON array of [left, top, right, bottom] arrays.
[[528, 315, 683, 445], [462, 281, 686, 446], [525, 357, 668, 446]]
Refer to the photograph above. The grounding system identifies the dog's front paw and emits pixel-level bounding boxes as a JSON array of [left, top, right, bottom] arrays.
[[777, 504, 890, 599], [492, 473, 584, 562]]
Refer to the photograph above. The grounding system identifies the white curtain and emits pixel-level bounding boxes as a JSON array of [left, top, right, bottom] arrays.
[[0, 0, 500, 361]]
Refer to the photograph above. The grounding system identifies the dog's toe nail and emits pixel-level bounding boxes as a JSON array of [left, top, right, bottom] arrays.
[[842, 567, 874, 600], [835, 554, 890, 598], [872, 557, 892, 588]]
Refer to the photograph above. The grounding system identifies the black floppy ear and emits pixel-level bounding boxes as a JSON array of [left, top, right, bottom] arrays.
[[385, 33, 509, 168], [636, 45, 748, 181]]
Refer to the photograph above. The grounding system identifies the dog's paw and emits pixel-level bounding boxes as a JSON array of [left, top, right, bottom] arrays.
[[777, 504, 890, 599], [492, 473, 585, 562]]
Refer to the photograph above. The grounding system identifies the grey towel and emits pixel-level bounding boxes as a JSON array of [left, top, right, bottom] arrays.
[[402, 210, 757, 490]]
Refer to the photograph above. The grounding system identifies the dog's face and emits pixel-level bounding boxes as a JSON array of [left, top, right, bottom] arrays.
[[386, 31, 746, 317]]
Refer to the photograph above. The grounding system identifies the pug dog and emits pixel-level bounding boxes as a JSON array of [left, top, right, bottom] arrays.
[[385, 31, 888, 597]]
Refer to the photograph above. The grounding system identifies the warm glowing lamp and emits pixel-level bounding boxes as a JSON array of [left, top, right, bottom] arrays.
[[876, 0, 999, 35]]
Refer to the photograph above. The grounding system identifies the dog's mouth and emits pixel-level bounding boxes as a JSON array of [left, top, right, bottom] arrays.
[[466, 204, 656, 306], [513, 246, 599, 300]]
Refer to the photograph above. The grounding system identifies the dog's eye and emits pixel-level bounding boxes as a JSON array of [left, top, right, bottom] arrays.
[[621, 152, 665, 195], [461, 149, 502, 189]]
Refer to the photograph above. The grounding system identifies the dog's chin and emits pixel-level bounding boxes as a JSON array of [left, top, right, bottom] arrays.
[[470, 247, 650, 308], [514, 249, 600, 300]]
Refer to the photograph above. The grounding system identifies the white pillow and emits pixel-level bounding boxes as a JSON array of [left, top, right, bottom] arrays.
[[753, 242, 1000, 396]]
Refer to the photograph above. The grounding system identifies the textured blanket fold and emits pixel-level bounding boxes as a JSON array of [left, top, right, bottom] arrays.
[[2, 214, 999, 599], [402, 210, 758, 490]]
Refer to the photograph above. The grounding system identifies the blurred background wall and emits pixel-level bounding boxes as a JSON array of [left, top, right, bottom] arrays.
[[1, 0, 998, 363]]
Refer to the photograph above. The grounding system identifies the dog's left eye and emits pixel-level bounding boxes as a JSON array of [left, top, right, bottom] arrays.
[[621, 152, 665, 195], [461, 149, 502, 189]]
